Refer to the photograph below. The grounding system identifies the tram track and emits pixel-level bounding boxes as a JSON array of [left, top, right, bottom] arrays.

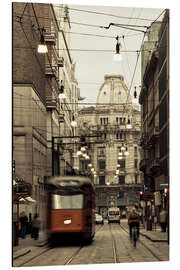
[[64, 224, 104, 265], [109, 224, 120, 263], [119, 224, 163, 261], [16, 246, 53, 267], [17, 224, 104, 267]]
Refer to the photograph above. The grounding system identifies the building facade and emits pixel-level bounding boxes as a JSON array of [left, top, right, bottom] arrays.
[[13, 3, 80, 225], [139, 10, 169, 223], [78, 75, 142, 215]]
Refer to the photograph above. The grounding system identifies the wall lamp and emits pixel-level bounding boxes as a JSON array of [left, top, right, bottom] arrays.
[[59, 80, 66, 99], [37, 28, 48, 54]]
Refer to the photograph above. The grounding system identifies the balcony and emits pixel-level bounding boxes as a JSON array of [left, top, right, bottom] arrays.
[[57, 57, 64, 67], [46, 96, 57, 110], [150, 158, 160, 173], [45, 65, 58, 78], [139, 158, 148, 171], [44, 32, 56, 46], [148, 127, 160, 144], [140, 132, 148, 146], [58, 114, 65, 123]]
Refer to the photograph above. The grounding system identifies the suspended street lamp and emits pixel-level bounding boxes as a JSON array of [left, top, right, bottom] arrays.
[[124, 147, 129, 156], [126, 116, 132, 129], [134, 86, 137, 99], [113, 35, 123, 61], [121, 144, 126, 151], [76, 150, 82, 156], [71, 115, 77, 127]]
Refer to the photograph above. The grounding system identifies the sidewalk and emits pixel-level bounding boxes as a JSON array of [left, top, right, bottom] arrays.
[[13, 231, 48, 260], [140, 224, 168, 243], [121, 219, 168, 243]]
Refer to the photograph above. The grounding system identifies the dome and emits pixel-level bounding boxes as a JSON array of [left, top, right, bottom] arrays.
[[96, 74, 132, 106]]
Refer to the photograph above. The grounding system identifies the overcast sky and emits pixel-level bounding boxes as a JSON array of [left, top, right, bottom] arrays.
[[67, 4, 164, 105]]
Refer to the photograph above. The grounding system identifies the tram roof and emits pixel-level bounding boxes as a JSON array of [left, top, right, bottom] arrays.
[[44, 175, 94, 188]]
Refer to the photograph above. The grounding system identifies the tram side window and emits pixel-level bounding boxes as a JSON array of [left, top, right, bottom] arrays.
[[51, 194, 83, 209]]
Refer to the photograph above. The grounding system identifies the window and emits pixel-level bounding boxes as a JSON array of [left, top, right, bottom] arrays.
[[135, 175, 138, 184], [98, 147, 105, 156], [134, 159, 138, 169], [160, 127, 168, 159], [99, 176, 105, 185], [118, 191, 124, 198], [116, 132, 124, 140], [159, 63, 167, 101], [100, 117, 109, 125], [51, 194, 83, 209], [159, 97, 167, 129], [80, 160, 88, 171], [120, 118, 126, 125], [98, 160, 106, 170], [118, 175, 125, 184], [102, 133, 106, 140], [119, 160, 125, 168], [134, 146, 137, 157]]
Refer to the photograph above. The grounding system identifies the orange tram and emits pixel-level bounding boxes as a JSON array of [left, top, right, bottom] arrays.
[[44, 176, 95, 245]]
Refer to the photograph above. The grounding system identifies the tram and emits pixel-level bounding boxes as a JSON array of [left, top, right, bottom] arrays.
[[44, 176, 95, 245]]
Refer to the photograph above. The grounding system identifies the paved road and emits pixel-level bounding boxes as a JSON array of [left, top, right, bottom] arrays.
[[13, 220, 169, 267]]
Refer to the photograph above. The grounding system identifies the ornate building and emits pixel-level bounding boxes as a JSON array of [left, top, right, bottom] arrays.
[[78, 75, 142, 215]]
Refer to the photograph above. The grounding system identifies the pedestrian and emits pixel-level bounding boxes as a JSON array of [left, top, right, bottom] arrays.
[[27, 213, 32, 235], [19, 211, 28, 239], [159, 208, 167, 232], [32, 213, 41, 240]]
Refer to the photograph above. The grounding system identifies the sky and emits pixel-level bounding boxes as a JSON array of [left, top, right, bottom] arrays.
[[67, 4, 164, 105]]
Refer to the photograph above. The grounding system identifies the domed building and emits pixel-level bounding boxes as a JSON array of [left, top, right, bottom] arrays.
[[78, 75, 142, 215]]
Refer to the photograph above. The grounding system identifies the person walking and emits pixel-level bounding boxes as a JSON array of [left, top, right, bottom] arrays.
[[32, 213, 41, 240], [159, 208, 167, 232], [19, 211, 28, 239]]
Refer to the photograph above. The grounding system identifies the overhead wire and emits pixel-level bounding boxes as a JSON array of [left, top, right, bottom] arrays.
[[13, 44, 166, 54], [54, 4, 162, 22], [13, 6, 166, 115], [13, 14, 144, 39], [119, 8, 166, 116]]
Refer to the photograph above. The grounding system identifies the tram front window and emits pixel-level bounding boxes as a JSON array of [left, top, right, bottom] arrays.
[[52, 194, 83, 209]]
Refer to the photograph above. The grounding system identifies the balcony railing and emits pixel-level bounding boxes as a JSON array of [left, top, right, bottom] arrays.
[[150, 158, 160, 173], [44, 32, 56, 46], [139, 158, 148, 171], [148, 126, 160, 143], [45, 65, 58, 78], [46, 96, 57, 110]]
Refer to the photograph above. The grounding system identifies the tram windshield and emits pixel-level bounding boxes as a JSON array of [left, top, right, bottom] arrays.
[[51, 194, 83, 209]]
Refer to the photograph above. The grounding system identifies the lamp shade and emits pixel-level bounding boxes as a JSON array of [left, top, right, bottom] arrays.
[[113, 53, 123, 61]]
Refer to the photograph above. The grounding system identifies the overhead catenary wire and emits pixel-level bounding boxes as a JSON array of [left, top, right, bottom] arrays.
[[13, 6, 166, 109], [13, 44, 166, 54], [53, 4, 163, 22]]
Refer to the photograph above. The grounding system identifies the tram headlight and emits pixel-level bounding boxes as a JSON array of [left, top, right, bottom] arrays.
[[64, 219, 72, 224]]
